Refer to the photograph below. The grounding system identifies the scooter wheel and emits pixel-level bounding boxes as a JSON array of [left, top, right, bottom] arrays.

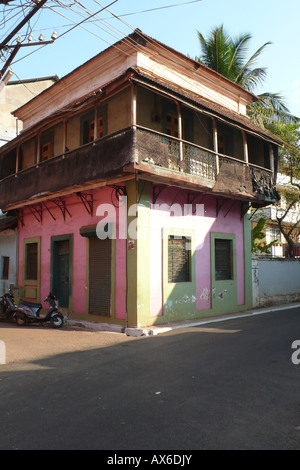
[[16, 315, 25, 326], [50, 314, 64, 328]]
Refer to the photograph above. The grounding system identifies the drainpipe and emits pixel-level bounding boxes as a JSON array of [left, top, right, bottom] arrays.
[[131, 81, 137, 128], [15, 227, 18, 289], [130, 81, 138, 164], [15, 143, 19, 174], [269, 143, 274, 179], [242, 131, 249, 165], [36, 132, 40, 165], [94, 103, 98, 143], [176, 101, 183, 170], [212, 118, 219, 175], [62, 119, 67, 155]]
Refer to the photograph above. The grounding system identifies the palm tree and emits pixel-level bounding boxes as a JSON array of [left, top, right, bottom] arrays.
[[196, 25, 298, 127]]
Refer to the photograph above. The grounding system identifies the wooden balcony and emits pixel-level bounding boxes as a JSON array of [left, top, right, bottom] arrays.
[[135, 127, 279, 205], [0, 126, 279, 211]]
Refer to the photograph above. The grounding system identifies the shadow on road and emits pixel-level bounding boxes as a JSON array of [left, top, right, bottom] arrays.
[[0, 309, 300, 450]]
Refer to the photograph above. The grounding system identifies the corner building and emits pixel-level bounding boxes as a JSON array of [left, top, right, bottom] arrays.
[[0, 30, 281, 327]]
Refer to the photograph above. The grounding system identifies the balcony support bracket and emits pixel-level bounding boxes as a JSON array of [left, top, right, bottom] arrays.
[[223, 201, 236, 218], [43, 202, 56, 221], [52, 197, 72, 220], [153, 184, 166, 204], [28, 204, 42, 223], [216, 198, 226, 216], [249, 206, 259, 221], [77, 192, 94, 216], [187, 192, 205, 214]]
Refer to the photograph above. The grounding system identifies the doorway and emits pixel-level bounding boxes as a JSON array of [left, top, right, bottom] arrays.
[[88, 236, 112, 316], [51, 235, 73, 309]]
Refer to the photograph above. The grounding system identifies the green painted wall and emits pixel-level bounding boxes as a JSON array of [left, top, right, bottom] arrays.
[[210, 232, 237, 316], [126, 179, 151, 327], [243, 208, 253, 310], [126, 183, 253, 327], [162, 228, 197, 322]]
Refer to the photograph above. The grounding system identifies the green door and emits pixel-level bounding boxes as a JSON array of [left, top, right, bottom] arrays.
[[211, 233, 237, 315], [53, 240, 70, 308]]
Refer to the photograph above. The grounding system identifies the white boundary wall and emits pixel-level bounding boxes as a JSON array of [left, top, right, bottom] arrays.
[[252, 256, 300, 307]]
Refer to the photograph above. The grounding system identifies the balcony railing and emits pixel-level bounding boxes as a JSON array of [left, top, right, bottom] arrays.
[[135, 126, 278, 202], [0, 125, 279, 210]]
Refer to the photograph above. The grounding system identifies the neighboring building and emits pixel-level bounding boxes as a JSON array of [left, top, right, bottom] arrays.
[[0, 214, 17, 295], [0, 75, 58, 295], [0, 30, 282, 328], [251, 173, 300, 257], [0, 76, 58, 146]]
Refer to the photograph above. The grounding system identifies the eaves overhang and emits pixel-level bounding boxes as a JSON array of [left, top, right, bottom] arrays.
[[2, 67, 282, 159], [129, 67, 283, 147]]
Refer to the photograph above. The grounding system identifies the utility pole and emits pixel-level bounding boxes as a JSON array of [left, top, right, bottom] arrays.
[[0, 0, 55, 79], [0, 0, 48, 50]]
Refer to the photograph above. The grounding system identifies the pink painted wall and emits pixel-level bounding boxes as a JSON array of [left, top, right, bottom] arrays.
[[18, 187, 126, 320], [149, 187, 245, 318]]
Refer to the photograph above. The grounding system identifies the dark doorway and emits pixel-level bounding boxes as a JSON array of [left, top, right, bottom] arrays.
[[51, 235, 72, 309]]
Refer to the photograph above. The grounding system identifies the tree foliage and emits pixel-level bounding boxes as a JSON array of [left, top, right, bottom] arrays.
[[251, 218, 277, 254], [196, 25, 298, 128]]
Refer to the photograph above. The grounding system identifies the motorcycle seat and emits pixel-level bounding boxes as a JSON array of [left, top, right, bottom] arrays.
[[19, 300, 42, 309]]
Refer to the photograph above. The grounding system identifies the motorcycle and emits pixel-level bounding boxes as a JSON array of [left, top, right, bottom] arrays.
[[13, 292, 65, 328], [0, 292, 18, 323]]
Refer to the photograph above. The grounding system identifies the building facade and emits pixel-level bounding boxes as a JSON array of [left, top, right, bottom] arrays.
[[0, 30, 281, 327], [0, 76, 58, 147], [251, 173, 300, 257]]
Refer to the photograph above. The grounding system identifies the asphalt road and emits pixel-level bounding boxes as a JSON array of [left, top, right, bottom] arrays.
[[0, 307, 300, 451]]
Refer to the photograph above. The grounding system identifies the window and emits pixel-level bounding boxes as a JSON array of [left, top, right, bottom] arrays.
[[81, 107, 107, 145], [88, 116, 104, 142], [215, 238, 233, 281], [166, 113, 185, 139], [41, 142, 51, 161], [25, 242, 38, 280], [168, 235, 191, 283], [1, 256, 9, 279], [40, 131, 53, 161], [166, 113, 179, 138], [266, 226, 280, 244]]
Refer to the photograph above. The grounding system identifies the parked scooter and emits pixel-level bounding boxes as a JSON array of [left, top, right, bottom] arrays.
[[0, 292, 18, 323], [14, 292, 65, 328]]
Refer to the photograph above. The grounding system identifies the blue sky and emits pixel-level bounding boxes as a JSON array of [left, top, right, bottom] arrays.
[[6, 0, 300, 118]]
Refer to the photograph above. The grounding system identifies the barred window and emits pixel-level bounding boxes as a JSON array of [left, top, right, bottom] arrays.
[[168, 235, 191, 283], [215, 239, 233, 281]]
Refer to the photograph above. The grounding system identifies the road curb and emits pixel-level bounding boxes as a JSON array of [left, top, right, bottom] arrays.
[[68, 303, 300, 337]]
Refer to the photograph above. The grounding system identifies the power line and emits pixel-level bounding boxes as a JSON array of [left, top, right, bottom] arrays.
[[55, 0, 118, 39], [107, 0, 203, 19], [6, 0, 205, 88]]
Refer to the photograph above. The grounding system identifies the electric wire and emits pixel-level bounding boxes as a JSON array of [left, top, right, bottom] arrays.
[[103, 0, 203, 19], [3, 0, 217, 108], [53, 0, 118, 40], [13, 1, 222, 110]]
